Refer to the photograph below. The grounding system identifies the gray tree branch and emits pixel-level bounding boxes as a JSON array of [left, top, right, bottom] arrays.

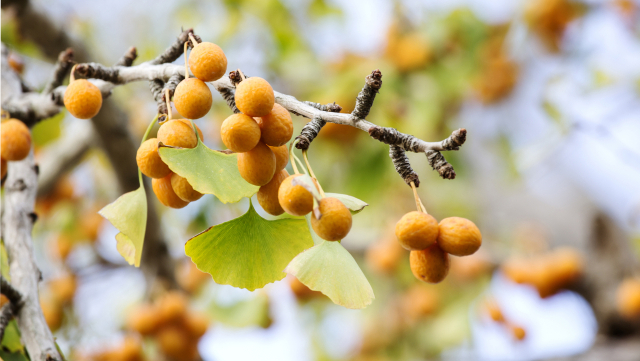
[[1, 43, 63, 361]]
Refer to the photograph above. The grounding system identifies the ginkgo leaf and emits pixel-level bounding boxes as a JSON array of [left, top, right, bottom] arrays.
[[324, 193, 368, 214], [285, 240, 375, 309], [158, 140, 258, 204], [1, 321, 24, 353], [185, 201, 314, 291], [99, 186, 147, 267]]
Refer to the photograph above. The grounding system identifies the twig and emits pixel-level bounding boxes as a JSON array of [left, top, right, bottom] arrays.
[[295, 114, 326, 150], [43, 48, 74, 94], [1, 276, 24, 307], [114, 46, 137, 67], [389, 145, 420, 186], [351, 69, 382, 120]]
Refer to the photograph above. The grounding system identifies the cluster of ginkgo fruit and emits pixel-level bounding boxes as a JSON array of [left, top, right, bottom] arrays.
[[395, 206, 482, 283], [222, 70, 353, 241], [127, 291, 209, 361], [0, 116, 33, 180], [57, 32, 356, 241], [501, 247, 583, 298], [136, 37, 227, 208]]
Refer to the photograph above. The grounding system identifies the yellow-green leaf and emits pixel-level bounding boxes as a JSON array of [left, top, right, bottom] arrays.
[[285, 240, 374, 309], [186, 201, 314, 291], [1, 321, 23, 353], [324, 193, 368, 214], [99, 186, 147, 267], [158, 140, 258, 204]]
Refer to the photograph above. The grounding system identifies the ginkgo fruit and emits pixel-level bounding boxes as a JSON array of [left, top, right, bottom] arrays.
[[136, 138, 171, 179], [616, 278, 640, 319], [49, 274, 77, 306], [437, 217, 482, 256], [289, 277, 323, 300], [483, 298, 505, 323], [127, 304, 159, 335], [235, 77, 275, 117], [410, 244, 450, 284], [1, 119, 32, 161], [171, 173, 203, 202], [269, 144, 289, 171], [158, 119, 198, 149], [237, 141, 276, 186], [365, 235, 404, 275], [188, 42, 227, 82], [278, 174, 314, 216], [176, 118, 203, 140], [401, 284, 440, 320], [173, 78, 212, 119], [450, 252, 492, 281], [176, 260, 210, 294], [311, 197, 352, 241], [64, 79, 103, 119], [257, 169, 289, 216], [220, 113, 261, 152], [50, 234, 73, 260], [510, 325, 526, 341], [117, 336, 144, 361], [184, 311, 209, 338], [156, 291, 188, 325], [152, 174, 189, 209], [395, 211, 439, 251], [79, 208, 104, 242], [40, 298, 63, 331], [157, 325, 190, 359], [501, 248, 583, 298], [257, 103, 293, 147]]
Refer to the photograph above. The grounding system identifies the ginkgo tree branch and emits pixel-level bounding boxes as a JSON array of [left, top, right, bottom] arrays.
[[2, 45, 62, 360], [4, 29, 467, 185]]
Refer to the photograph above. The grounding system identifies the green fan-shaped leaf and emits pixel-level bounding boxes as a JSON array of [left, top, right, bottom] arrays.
[[99, 186, 147, 267], [324, 193, 368, 214], [1, 321, 23, 353], [285, 240, 374, 309], [158, 140, 259, 204], [186, 201, 314, 291]]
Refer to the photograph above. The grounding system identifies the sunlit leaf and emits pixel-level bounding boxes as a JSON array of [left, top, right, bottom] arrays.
[[1, 242, 10, 280], [186, 201, 314, 291], [285, 240, 374, 309], [158, 140, 259, 204], [209, 293, 271, 328], [1, 321, 23, 353], [0, 350, 29, 361], [324, 193, 368, 214], [99, 186, 147, 267]]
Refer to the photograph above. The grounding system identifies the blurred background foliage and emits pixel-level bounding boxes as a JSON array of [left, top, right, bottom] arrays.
[[2, 0, 640, 360]]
